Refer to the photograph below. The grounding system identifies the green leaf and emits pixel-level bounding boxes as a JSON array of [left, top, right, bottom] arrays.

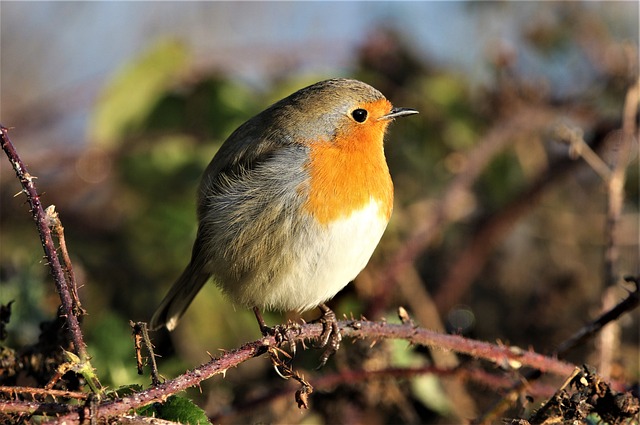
[[138, 395, 209, 424], [89, 39, 190, 147]]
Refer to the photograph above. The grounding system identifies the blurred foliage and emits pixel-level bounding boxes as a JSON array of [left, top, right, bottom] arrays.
[[0, 2, 638, 423], [90, 39, 191, 146]]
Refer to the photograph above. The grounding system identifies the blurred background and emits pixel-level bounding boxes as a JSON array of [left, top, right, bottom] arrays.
[[1, 2, 638, 423]]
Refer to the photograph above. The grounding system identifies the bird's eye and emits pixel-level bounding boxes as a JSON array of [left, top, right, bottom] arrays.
[[351, 108, 368, 123]]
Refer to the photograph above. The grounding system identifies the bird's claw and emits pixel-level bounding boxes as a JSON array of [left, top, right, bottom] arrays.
[[314, 304, 342, 368], [254, 304, 342, 368], [253, 307, 301, 357]]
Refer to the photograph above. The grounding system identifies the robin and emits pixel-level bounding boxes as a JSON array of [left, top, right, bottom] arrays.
[[150, 78, 417, 363]]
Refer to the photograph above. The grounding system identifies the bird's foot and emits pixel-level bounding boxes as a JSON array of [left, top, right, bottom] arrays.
[[253, 306, 302, 357], [253, 304, 341, 368], [312, 304, 342, 368]]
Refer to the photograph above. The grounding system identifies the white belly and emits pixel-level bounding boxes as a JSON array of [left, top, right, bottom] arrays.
[[250, 198, 389, 312]]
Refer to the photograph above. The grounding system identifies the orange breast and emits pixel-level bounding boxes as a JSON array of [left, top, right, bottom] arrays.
[[302, 100, 394, 225]]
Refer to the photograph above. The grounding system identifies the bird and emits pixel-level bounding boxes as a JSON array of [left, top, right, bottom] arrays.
[[150, 78, 417, 362]]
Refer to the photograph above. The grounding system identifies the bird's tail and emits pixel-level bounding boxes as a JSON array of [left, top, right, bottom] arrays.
[[149, 262, 210, 331]]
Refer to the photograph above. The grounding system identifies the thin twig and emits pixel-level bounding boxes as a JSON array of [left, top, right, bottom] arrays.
[[131, 321, 161, 386], [45, 205, 84, 317], [556, 123, 612, 181], [603, 78, 639, 289], [556, 276, 640, 357], [0, 125, 88, 361], [596, 78, 639, 380], [131, 321, 145, 375]]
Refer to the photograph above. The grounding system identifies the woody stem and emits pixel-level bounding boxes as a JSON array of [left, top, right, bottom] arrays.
[[0, 125, 88, 361]]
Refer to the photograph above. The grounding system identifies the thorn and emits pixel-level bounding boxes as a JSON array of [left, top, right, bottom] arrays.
[[397, 306, 413, 325], [273, 363, 289, 380]]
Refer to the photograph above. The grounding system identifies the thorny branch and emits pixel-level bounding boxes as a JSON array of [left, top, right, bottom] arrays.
[[211, 280, 638, 422], [0, 318, 576, 423], [0, 126, 88, 361], [0, 386, 87, 400], [7, 290, 636, 424]]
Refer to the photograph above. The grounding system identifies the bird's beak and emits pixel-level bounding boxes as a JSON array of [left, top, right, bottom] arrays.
[[378, 107, 419, 121]]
